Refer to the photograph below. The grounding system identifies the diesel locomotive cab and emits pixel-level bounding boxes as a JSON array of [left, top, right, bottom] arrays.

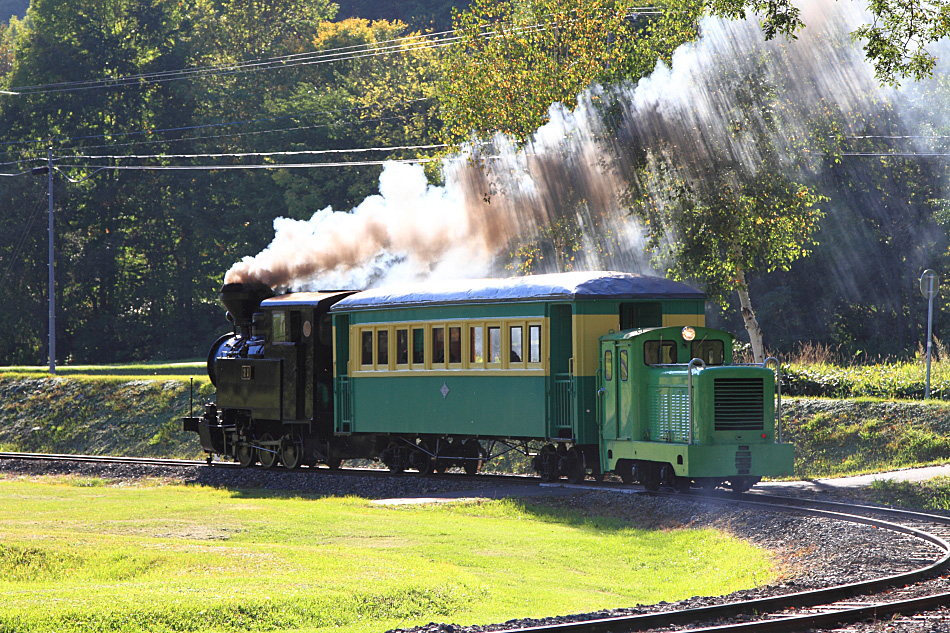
[[598, 326, 794, 492]]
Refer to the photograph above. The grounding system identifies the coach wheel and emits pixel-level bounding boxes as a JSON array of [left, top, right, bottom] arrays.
[[236, 442, 255, 468], [381, 442, 406, 474], [410, 441, 434, 476], [281, 436, 303, 470], [564, 447, 586, 485], [462, 439, 484, 476], [537, 444, 558, 482], [258, 434, 280, 469]]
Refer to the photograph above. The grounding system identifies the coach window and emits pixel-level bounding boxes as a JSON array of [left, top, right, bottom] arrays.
[[690, 339, 724, 365], [377, 329, 389, 368], [644, 340, 677, 365], [412, 328, 425, 366], [361, 330, 373, 367], [272, 311, 287, 343], [432, 327, 445, 365], [509, 325, 523, 364], [605, 350, 613, 381], [528, 324, 541, 364], [448, 326, 462, 364], [470, 325, 484, 365], [396, 329, 409, 366], [619, 349, 629, 381], [487, 326, 502, 365]]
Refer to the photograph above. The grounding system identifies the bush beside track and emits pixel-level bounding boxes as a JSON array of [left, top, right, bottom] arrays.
[[2, 374, 950, 479]]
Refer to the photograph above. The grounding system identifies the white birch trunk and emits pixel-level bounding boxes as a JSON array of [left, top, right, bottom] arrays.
[[736, 269, 765, 364]]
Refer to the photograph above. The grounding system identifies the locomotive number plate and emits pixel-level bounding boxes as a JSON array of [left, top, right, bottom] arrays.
[[241, 365, 253, 380]]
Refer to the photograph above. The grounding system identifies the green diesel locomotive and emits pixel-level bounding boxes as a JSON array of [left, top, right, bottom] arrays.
[[184, 271, 793, 490]]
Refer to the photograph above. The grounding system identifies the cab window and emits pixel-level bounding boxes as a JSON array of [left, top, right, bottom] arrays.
[[605, 350, 613, 381], [619, 349, 628, 381], [691, 340, 725, 365], [644, 340, 677, 365], [272, 311, 287, 343]]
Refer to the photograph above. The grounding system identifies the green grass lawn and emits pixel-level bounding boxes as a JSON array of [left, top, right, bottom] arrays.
[[0, 477, 776, 633]]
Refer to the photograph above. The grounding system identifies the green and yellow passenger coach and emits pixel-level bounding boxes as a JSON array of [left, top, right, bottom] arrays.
[[186, 271, 793, 490]]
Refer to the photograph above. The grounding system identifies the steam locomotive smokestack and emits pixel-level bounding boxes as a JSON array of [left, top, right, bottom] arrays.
[[219, 282, 274, 329]]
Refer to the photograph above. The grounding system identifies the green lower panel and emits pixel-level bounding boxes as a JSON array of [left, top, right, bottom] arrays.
[[349, 375, 547, 437], [604, 440, 794, 478]]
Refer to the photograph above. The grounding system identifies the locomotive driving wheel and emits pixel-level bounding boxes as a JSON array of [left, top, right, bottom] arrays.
[[235, 442, 255, 468], [281, 435, 303, 470], [258, 433, 280, 469]]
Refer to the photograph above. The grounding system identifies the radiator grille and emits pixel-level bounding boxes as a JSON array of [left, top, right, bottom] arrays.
[[714, 378, 765, 431]]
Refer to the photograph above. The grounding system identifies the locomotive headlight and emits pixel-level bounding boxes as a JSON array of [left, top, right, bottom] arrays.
[[681, 326, 696, 341]]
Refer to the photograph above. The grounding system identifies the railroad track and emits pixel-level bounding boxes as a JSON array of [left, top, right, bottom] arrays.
[[508, 490, 950, 633], [3, 451, 950, 632]]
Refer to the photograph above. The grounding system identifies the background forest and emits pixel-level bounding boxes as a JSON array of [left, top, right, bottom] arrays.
[[0, 0, 947, 366]]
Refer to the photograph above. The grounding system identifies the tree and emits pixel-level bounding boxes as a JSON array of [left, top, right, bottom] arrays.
[[630, 167, 824, 362], [707, 0, 950, 85], [439, 0, 702, 144]]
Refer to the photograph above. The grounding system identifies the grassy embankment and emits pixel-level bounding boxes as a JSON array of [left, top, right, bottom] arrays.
[[0, 477, 775, 633], [0, 363, 210, 458]]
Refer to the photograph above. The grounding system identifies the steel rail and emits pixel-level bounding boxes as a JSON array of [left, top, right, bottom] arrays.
[[495, 492, 950, 633]]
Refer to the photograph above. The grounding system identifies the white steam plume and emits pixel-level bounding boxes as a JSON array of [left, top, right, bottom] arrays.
[[226, 0, 940, 292]]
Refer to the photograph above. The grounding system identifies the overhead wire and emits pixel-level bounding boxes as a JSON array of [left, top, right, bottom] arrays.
[[7, 7, 662, 96], [0, 194, 46, 288]]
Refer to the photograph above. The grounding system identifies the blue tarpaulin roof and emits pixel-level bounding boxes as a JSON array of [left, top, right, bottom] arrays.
[[328, 271, 703, 312]]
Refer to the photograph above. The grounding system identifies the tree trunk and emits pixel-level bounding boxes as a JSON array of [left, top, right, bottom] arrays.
[[736, 269, 765, 364]]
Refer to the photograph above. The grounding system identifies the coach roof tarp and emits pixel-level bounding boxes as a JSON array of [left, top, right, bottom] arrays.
[[328, 271, 703, 312]]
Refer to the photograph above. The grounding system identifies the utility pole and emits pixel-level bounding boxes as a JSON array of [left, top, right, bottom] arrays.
[[45, 147, 54, 373]]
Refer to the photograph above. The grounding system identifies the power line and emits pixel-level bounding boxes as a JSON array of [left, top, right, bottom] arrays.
[[0, 195, 45, 288], [58, 143, 449, 161], [48, 158, 438, 177], [0, 97, 435, 148], [6, 8, 661, 96]]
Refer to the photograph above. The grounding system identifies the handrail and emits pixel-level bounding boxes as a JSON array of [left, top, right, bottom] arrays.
[[687, 358, 706, 445], [763, 356, 782, 443]]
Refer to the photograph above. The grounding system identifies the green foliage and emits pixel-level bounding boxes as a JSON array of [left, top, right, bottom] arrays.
[[783, 360, 950, 400], [439, 0, 702, 143], [0, 480, 775, 633], [335, 0, 473, 31], [631, 169, 825, 305]]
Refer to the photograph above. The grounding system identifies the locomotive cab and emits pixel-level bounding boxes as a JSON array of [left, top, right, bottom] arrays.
[[598, 326, 794, 491]]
